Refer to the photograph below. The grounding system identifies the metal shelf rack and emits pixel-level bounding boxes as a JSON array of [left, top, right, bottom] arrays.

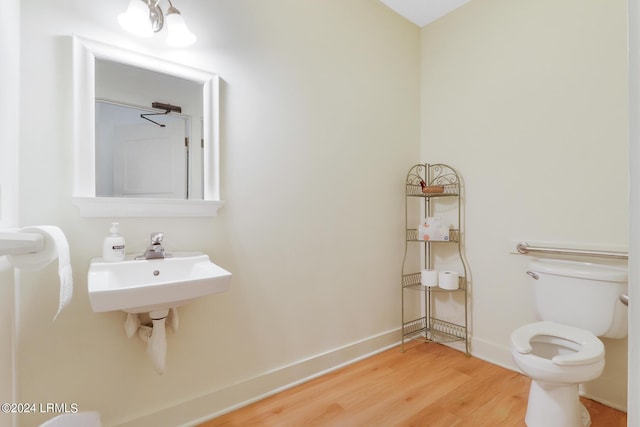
[[401, 163, 469, 355]]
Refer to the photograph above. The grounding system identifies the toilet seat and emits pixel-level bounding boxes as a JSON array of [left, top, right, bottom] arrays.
[[511, 321, 604, 366]]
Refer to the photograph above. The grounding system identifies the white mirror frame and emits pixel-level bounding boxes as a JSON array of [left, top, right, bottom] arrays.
[[71, 35, 223, 217]]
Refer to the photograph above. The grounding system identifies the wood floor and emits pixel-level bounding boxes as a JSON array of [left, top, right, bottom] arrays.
[[198, 342, 627, 426]]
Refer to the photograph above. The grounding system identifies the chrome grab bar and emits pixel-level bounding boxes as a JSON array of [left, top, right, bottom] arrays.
[[620, 293, 629, 306], [516, 242, 628, 260]]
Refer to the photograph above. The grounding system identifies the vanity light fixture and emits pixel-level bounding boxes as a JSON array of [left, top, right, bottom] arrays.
[[118, 0, 197, 47]]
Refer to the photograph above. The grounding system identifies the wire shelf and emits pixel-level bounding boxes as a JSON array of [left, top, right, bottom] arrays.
[[402, 273, 465, 292], [406, 184, 458, 198], [406, 228, 460, 242], [402, 317, 466, 344]]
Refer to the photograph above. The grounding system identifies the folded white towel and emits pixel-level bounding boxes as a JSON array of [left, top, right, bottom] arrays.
[[7, 226, 73, 320]]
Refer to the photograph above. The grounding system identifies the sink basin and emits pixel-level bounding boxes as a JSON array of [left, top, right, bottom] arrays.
[[88, 251, 232, 313]]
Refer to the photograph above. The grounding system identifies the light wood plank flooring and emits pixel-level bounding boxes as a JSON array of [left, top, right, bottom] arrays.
[[198, 342, 627, 426]]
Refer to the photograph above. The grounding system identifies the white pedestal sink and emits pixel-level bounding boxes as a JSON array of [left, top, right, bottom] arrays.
[[88, 251, 232, 313]]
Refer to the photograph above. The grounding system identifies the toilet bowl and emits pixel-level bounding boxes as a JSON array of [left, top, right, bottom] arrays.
[[510, 259, 627, 427], [511, 321, 605, 427]]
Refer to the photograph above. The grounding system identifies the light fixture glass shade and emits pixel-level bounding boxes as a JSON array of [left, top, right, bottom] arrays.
[[165, 9, 196, 47], [118, 0, 154, 38]]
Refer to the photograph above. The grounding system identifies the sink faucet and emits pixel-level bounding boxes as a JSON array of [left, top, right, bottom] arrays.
[[142, 232, 166, 259]]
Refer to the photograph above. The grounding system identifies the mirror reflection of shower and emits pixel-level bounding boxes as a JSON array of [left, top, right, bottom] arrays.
[[96, 100, 191, 199]]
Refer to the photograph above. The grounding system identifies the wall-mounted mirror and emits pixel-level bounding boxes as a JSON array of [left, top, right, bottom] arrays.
[[72, 35, 223, 217]]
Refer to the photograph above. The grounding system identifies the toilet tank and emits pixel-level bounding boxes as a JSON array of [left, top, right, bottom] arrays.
[[528, 258, 628, 338]]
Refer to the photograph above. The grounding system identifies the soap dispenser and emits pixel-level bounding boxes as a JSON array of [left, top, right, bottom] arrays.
[[103, 222, 126, 261]]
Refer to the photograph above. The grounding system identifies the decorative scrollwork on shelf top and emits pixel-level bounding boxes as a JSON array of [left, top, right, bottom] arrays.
[[405, 163, 459, 187], [428, 164, 459, 186], [405, 164, 426, 186]]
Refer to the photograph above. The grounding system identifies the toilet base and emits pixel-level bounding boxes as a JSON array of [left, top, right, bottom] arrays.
[[525, 379, 591, 427]]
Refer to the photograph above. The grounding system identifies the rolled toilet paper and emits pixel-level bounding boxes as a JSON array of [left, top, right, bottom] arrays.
[[7, 226, 73, 320], [438, 270, 459, 290], [420, 269, 439, 287]]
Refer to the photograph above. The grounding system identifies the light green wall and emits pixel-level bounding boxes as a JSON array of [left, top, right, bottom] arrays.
[[421, 0, 628, 409], [16, 1, 420, 425], [0, 0, 19, 420], [12, 0, 630, 424]]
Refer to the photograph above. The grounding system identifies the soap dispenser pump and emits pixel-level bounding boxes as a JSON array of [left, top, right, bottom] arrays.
[[103, 222, 126, 262]]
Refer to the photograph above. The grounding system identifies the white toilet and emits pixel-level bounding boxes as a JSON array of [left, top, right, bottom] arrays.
[[510, 258, 628, 427], [39, 412, 102, 427]]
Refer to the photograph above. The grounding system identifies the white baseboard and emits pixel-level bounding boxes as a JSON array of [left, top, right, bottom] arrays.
[[469, 336, 517, 371], [580, 379, 628, 412], [115, 328, 401, 427]]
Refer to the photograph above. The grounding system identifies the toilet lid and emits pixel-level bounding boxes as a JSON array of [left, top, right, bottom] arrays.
[[511, 321, 604, 366]]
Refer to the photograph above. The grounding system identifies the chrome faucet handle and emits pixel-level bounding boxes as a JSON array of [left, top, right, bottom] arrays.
[[150, 232, 164, 244], [133, 233, 167, 260]]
